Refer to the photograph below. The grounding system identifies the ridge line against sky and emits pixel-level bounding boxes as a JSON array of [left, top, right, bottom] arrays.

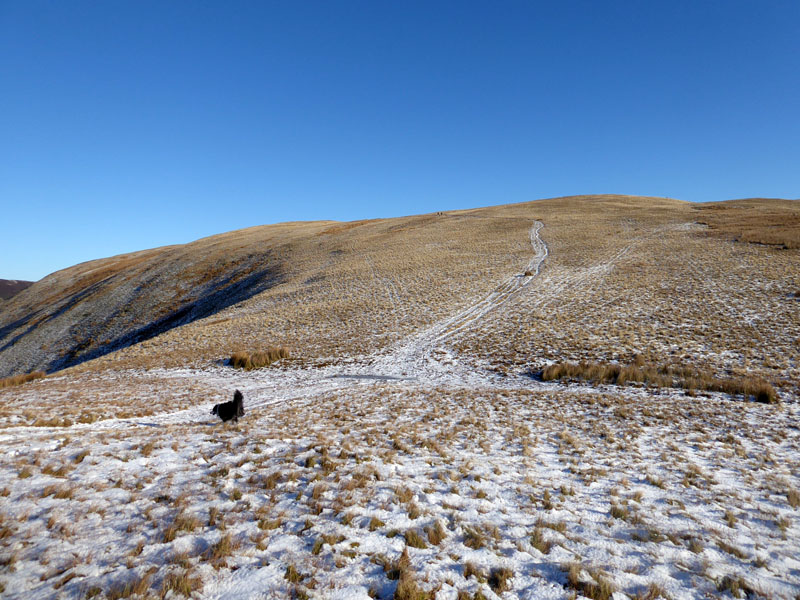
[[1, 1, 798, 281]]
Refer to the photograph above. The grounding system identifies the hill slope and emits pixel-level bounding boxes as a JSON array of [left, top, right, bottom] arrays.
[[1, 195, 798, 395], [0, 279, 33, 301], [0, 195, 799, 600]]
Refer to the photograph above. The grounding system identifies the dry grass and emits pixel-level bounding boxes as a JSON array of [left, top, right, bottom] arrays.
[[530, 527, 552, 554], [425, 520, 447, 546], [488, 567, 513, 593], [0, 373, 210, 428], [206, 533, 239, 567], [392, 548, 434, 600], [42, 484, 74, 500], [563, 563, 616, 600], [716, 574, 758, 598], [541, 360, 779, 403], [0, 383, 798, 598], [107, 570, 155, 600], [694, 198, 800, 249], [404, 529, 428, 549], [230, 347, 291, 370], [163, 511, 202, 542], [1, 194, 797, 405], [0, 370, 45, 389], [160, 569, 202, 598]]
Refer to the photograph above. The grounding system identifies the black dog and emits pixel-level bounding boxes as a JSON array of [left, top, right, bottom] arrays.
[[211, 390, 245, 423]]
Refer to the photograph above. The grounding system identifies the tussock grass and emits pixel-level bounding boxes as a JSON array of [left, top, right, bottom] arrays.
[[230, 347, 290, 370], [206, 533, 239, 567], [0, 370, 45, 389], [107, 570, 155, 600], [160, 570, 202, 598], [163, 512, 201, 542], [425, 520, 447, 545], [563, 563, 616, 600], [530, 527, 552, 554], [392, 548, 434, 600], [695, 198, 800, 249], [716, 574, 758, 597], [42, 484, 74, 500], [284, 564, 304, 583], [541, 360, 779, 403], [0, 515, 14, 540], [404, 529, 428, 549], [462, 525, 487, 549], [488, 567, 514, 594]]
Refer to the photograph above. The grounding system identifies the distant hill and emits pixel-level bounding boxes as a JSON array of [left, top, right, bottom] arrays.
[[0, 279, 33, 300]]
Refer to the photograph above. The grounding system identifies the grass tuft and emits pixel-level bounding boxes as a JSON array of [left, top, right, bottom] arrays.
[[541, 360, 778, 403], [0, 370, 45, 389], [206, 533, 239, 567], [563, 563, 616, 600], [230, 347, 290, 370], [160, 570, 202, 599], [404, 529, 428, 549], [488, 567, 513, 593]]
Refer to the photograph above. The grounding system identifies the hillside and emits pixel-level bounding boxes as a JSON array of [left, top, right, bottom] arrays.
[[0, 279, 33, 301], [0, 195, 798, 600], [1, 195, 797, 394]]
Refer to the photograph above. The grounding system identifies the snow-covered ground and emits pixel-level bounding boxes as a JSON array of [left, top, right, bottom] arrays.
[[1, 223, 798, 599]]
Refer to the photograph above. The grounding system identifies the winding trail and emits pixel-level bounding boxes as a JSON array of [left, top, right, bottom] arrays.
[[361, 221, 548, 380], [0, 221, 549, 438]]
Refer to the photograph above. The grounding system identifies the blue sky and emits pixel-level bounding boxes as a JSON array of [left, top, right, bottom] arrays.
[[1, 1, 798, 281]]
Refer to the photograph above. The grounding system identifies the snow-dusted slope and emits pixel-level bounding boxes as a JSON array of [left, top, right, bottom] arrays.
[[1, 215, 799, 599]]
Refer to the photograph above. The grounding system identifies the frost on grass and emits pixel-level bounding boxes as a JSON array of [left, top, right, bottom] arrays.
[[1, 202, 798, 598], [0, 382, 798, 599]]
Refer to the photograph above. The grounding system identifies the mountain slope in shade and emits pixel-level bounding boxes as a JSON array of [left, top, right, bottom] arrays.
[[0, 279, 33, 300]]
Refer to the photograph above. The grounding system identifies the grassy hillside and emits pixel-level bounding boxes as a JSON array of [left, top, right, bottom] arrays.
[[2, 195, 798, 395], [1, 195, 799, 600]]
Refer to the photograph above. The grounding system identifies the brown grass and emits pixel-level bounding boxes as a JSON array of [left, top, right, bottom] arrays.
[[425, 520, 447, 545], [0, 515, 14, 540], [541, 360, 779, 403], [462, 526, 487, 550], [694, 198, 800, 249], [42, 484, 74, 499], [0, 370, 45, 389], [163, 512, 202, 542], [284, 564, 305, 583], [391, 548, 434, 600], [230, 347, 291, 370], [107, 569, 155, 600], [716, 574, 758, 597], [206, 533, 239, 567], [488, 567, 513, 593], [403, 529, 428, 549], [530, 527, 552, 554], [160, 570, 202, 598], [563, 563, 616, 600]]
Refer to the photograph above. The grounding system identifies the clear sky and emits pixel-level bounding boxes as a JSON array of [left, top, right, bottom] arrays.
[[1, 1, 798, 281]]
